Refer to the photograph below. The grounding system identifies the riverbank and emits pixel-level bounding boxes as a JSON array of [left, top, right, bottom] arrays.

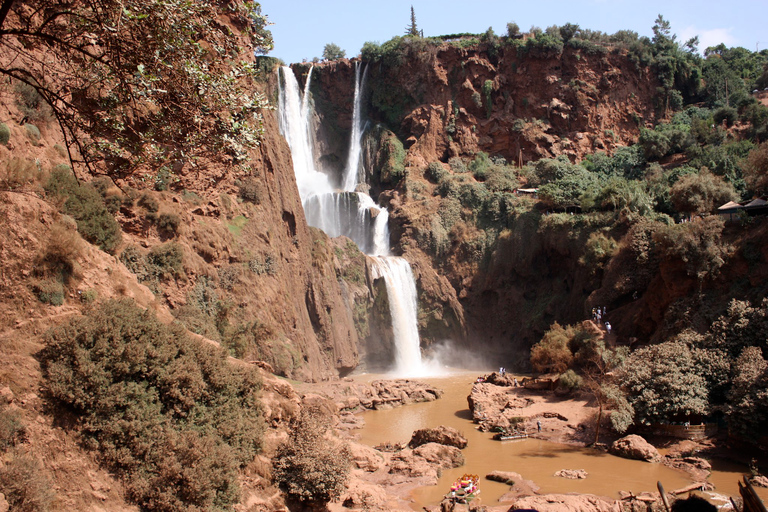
[[306, 370, 768, 511]]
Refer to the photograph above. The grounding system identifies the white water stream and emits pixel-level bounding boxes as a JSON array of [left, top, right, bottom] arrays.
[[278, 65, 424, 376]]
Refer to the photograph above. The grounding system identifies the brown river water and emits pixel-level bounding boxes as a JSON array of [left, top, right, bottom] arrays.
[[353, 371, 768, 510]]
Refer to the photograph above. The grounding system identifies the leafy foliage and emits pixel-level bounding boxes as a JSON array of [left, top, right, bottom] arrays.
[[44, 167, 122, 253], [530, 322, 575, 374], [670, 167, 738, 215], [618, 341, 727, 425], [0, 0, 273, 178], [322, 43, 346, 61], [0, 451, 55, 512], [653, 216, 731, 280], [273, 406, 350, 506], [40, 298, 265, 511]]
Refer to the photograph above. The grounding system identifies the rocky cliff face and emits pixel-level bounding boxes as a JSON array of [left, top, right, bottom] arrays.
[[303, 43, 658, 174], [292, 42, 662, 363]]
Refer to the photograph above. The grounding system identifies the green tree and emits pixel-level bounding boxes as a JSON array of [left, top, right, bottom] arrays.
[[273, 406, 350, 506], [0, 0, 273, 179], [727, 346, 768, 439], [653, 215, 731, 280], [670, 167, 738, 215], [530, 322, 574, 374], [322, 43, 346, 60], [618, 341, 720, 426], [743, 142, 768, 194], [572, 337, 629, 443], [405, 5, 419, 37]]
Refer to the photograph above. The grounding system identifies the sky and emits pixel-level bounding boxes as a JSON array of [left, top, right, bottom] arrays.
[[258, 0, 767, 65]]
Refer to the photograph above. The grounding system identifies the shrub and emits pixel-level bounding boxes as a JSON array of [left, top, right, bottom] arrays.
[[14, 81, 51, 122], [273, 406, 350, 506], [44, 168, 122, 254], [0, 405, 26, 450], [448, 156, 468, 173], [426, 162, 447, 183], [530, 322, 574, 374], [0, 451, 55, 512], [156, 212, 180, 236], [32, 278, 65, 306], [147, 242, 184, 278], [378, 130, 405, 184], [559, 369, 583, 391], [37, 222, 81, 285], [653, 216, 731, 280], [24, 123, 41, 145], [153, 167, 173, 191], [670, 167, 738, 215], [249, 254, 276, 276], [0, 122, 9, 145], [482, 80, 494, 119], [469, 152, 491, 180], [79, 288, 98, 304], [120, 242, 184, 291], [40, 299, 264, 511], [1, 157, 40, 190], [237, 177, 262, 204], [137, 191, 159, 214]]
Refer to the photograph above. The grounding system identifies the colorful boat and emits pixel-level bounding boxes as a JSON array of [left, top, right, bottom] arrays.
[[445, 473, 480, 503]]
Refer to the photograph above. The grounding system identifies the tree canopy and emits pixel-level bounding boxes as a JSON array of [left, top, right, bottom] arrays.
[[0, 0, 273, 180]]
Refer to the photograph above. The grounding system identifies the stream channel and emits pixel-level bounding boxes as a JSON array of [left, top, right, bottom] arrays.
[[353, 370, 767, 510]]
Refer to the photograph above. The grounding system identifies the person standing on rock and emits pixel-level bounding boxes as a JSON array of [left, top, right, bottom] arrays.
[[605, 322, 611, 334], [537, 420, 542, 432]]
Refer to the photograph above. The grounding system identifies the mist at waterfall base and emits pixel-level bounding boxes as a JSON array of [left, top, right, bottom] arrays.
[[279, 64, 482, 378]]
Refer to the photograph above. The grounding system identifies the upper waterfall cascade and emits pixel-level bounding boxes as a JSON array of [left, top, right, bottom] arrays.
[[278, 65, 424, 376]]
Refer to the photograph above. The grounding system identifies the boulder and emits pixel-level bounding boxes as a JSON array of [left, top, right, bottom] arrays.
[[413, 443, 465, 469], [751, 475, 768, 488], [554, 469, 588, 479], [341, 480, 388, 510], [347, 442, 385, 472], [610, 434, 661, 463], [487, 470, 540, 499], [409, 425, 468, 449], [510, 493, 618, 511]]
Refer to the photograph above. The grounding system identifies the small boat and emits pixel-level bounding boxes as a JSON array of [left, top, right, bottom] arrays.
[[445, 474, 480, 503], [493, 429, 529, 441]]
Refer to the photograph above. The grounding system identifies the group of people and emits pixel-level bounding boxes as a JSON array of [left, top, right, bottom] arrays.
[[591, 306, 612, 334]]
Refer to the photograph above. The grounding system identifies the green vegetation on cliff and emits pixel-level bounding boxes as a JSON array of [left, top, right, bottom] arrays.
[[40, 299, 265, 511]]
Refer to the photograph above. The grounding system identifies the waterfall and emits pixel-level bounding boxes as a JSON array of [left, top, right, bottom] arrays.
[[278, 65, 424, 376], [277, 66, 333, 200], [370, 257, 422, 376], [341, 62, 369, 192]]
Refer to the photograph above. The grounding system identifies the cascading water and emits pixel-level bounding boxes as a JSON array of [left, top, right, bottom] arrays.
[[278, 64, 424, 376], [341, 62, 369, 192]]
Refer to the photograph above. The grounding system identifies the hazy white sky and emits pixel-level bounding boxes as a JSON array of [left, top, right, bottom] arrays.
[[259, 0, 767, 64]]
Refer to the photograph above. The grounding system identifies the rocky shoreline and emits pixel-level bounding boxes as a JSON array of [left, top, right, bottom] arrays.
[[256, 370, 764, 512]]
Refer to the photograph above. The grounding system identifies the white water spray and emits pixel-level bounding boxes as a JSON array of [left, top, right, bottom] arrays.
[[278, 65, 425, 376]]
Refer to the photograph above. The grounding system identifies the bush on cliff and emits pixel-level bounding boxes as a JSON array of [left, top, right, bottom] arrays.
[[44, 167, 122, 254], [40, 298, 264, 511], [273, 406, 350, 506]]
